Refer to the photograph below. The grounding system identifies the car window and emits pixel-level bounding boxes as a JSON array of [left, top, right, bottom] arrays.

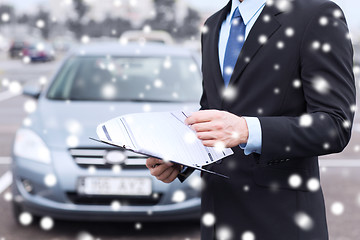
[[47, 56, 202, 102]]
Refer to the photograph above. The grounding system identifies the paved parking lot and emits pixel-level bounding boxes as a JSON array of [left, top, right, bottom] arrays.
[[0, 54, 359, 240]]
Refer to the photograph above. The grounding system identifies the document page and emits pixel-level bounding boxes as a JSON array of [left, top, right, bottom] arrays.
[[96, 111, 234, 168]]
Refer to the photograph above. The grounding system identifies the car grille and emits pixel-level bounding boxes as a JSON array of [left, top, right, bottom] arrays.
[[69, 148, 148, 169], [66, 192, 162, 206]]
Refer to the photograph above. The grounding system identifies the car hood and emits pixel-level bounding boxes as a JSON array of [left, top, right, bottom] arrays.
[[31, 99, 200, 149]]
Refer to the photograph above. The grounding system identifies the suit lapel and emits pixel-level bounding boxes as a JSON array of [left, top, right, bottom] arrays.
[[228, 4, 282, 87], [209, 1, 232, 95]]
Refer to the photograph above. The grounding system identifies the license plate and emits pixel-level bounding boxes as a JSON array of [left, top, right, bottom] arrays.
[[77, 177, 152, 196]]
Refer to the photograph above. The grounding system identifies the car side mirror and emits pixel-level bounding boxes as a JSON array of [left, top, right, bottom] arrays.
[[23, 84, 42, 99]]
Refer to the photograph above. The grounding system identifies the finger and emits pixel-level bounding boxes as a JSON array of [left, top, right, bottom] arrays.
[[150, 163, 172, 177], [185, 110, 219, 125], [146, 158, 163, 169], [191, 122, 214, 132], [202, 140, 217, 147], [157, 167, 175, 181], [197, 132, 217, 140], [163, 168, 180, 183]]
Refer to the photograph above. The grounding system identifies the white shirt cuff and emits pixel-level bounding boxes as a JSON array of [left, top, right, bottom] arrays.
[[240, 117, 262, 155]]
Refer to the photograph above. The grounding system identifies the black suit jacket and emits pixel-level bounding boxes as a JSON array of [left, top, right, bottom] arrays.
[[183, 0, 356, 239]]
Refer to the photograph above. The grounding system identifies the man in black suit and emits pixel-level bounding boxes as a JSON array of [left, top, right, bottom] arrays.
[[146, 0, 356, 239]]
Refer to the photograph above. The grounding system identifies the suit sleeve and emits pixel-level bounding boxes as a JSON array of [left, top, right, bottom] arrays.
[[257, 2, 356, 165]]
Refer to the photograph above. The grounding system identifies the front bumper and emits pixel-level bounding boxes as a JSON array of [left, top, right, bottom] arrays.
[[12, 153, 201, 221]]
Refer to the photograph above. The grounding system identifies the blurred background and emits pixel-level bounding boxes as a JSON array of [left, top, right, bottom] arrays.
[[0, 0, 359, 239]]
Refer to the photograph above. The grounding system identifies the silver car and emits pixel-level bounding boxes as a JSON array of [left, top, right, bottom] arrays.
[[11, 42, 203, 222]]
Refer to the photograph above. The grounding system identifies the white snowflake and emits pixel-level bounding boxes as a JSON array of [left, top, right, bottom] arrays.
[[111, 200, 121, 211], [202, 212, 216, 227], [40, 216, 54, 231], [36, 20, 45, 28], [216, 226, 233, 240], [87, 165, 96, 174], [354, 145, 360, 152], [154, 79, 163, 88], [3, 192, 12, 201], [333, 9, 343, 18], [275, 0, 293, 12], [224, 66, 233, 76], [135, 222, 142, 230], [112, 164, 122, 173], [189, 64, 197, 72], [184, 131, 197, 144], [293, 79, 302, 88], [323, 142, 330, 150], [214, 141, 226, 153], [201, 25, 209, 34], [172, 190, 186, 203], [188, 175, 203, 191], [257, 108, 263, 115], [77, 231, 94, 240], [319, 16, 328, 26], [263, 14, 271, 22], [19, 212, 33, 226], [66, 135, 79, 147], [307, 178, 320, 192], [143, 25, 152, 33], [241, 231, 255, 240], [163, 58, 172, 69], [331, 202, 344, 215], [23, 117, 32, 126], [312, 41, 321, 50], [274, 64, 280, 71], [258, 35, 268, 44], [65, 119, 82, 134], [343, 120, 351, 128], [243, 185, 250, 192], [277, 41, 285, 49], [44, 174, 57, 187], [119, 37, 128, 45], [1, 13, 10, 22], [39, 76, 48, 85], [312, 77, 330, 94], [143, 104, 152, 112], [222, 86, 237, 101], [24, 100, 37, 113], [299, 114, 313, 127], [113, 0, 122, 7], [285, 27, 295, 37], [288, 174, 302, 188], [23, 56, 31, 64], [353, 65, 360, 75], [81, 35, 90, 44], [294, 212, 314, 231], [285, 146, 291, 152], [322, 43, 331, 53], [274, 88, 280, 94]]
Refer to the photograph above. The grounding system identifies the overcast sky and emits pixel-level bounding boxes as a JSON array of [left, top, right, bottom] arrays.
[[4, 0, 360, 35]]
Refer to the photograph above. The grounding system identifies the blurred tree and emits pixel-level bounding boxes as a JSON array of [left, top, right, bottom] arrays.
[[67, 0, 90, 39], [34, 8, 51, 39], [0, 4, 15, 26], [175, 7, 201, 40], [144, 0, 176, 34]]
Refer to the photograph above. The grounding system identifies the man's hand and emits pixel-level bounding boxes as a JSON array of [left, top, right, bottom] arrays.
[[185, 110, 249, 148], [146, 158, 182, 183]]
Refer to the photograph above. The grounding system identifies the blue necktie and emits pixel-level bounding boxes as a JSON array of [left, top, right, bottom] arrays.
[[223, 7, 246, 87]]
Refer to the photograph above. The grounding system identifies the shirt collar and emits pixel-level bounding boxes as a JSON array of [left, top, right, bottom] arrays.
[[230, 0, 267, 25]]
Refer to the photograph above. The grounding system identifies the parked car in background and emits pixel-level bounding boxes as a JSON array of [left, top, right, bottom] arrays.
[[11, 42, 203, 223], [9, 40, 26, 58], [22, 42, 55, 62]]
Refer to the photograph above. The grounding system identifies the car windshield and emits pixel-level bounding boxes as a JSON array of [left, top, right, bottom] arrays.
[[47, 55, 202, 102]]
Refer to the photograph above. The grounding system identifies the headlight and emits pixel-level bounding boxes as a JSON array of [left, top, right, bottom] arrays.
[[14, 129, 51, 164]]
